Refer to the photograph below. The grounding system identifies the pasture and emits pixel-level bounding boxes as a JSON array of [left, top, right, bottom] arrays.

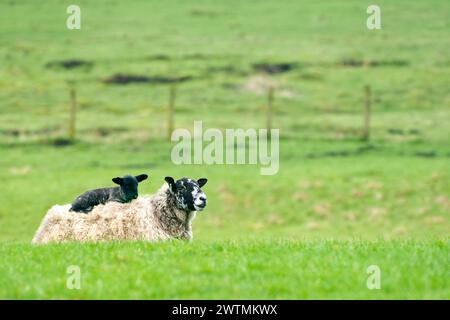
[[0, 0, 448, 299]]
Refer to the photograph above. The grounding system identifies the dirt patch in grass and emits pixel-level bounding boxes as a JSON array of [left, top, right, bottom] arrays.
[[415, 151, 437, 158], [305, 145, 377, 159], [146, 54, 171, 61], [370, 60, 409, 67], [101, 74, 192, 85], [253, 62, 297, 74], [0, 127, 60, 137], [340, 59, 409, 68], [0, 129, 20, 137], [183, 53, 211, 60], [388, 128, 420, 135], [49, 137, 75, 147], [340, 59, 365, 67], [299, 72, 323, 81], [46, 59, 93, 70], [241, 75, 296, 97], [83, 127, 128, 137]]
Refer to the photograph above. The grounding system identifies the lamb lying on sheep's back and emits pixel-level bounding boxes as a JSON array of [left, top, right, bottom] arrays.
[[32, 177, 208, 244]]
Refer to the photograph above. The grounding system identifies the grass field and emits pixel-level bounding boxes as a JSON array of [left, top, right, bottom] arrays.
[[1, 240, 448, 299], [0, 0, 449, 299]]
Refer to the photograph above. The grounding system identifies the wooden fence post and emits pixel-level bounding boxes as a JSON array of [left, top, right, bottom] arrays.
[[363, 85, 371, 141], [267, 86, 274, 138]]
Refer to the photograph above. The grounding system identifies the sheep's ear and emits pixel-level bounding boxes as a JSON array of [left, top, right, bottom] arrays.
[[136, 174, 148, 183], [112, 177, 123, 185], [165, 176, 176, 192], [197, 178, 208, 188]]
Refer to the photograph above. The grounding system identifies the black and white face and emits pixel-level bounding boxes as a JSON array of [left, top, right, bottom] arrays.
[[165, 177, 208, 212]]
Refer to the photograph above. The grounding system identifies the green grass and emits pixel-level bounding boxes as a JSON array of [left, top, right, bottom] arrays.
[[0, 0, 449, 143], [1, 240, 448, 299], [1, 141, 449, 242], [0, 0, 449, 299]]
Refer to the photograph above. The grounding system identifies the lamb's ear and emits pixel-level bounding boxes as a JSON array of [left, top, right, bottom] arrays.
[[165, 177, 176, 192], [197, 178, 208, 188], [136, 174, 148, 183], [112, 177, 124, 185]]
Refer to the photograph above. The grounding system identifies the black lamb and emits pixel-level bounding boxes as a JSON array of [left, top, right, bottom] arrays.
[[70, 174, 148, 213]]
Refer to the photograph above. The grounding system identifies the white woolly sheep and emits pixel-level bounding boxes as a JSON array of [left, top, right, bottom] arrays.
[[32, 177, 208, 244]]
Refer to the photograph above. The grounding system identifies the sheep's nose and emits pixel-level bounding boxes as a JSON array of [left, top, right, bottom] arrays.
[[199, 196, 206, 202]]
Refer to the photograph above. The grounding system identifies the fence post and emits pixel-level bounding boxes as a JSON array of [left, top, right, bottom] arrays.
[[167, 83, 176, 141], [267, 86, 274, 138], [68, 87, 77, 141], [363, 85, 371, 141]]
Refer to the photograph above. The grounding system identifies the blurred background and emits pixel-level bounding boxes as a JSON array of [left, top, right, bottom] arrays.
[[0, 0, 449, 242]]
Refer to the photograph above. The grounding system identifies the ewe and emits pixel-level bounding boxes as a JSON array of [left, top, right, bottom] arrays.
[[32, 177, 207, 244]]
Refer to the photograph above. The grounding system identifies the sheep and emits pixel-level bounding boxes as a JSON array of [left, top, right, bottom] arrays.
[[32, 176, 208, 244], [70, 174, 148, 213]]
